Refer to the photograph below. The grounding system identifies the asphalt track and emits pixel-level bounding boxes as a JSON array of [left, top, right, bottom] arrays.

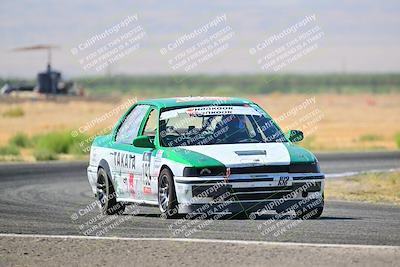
[[0, 151, 399, 243], [0, 151, 399, 266]]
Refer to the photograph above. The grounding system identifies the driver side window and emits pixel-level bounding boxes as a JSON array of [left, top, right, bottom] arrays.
[[116, 105, 149, 144], [142, 109, 157, 137]]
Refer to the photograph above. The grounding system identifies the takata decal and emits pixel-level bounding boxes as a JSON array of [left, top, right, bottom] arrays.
[[114, 152, 135, 169]]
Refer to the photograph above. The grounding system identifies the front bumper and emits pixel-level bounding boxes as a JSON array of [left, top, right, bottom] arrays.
[[174, 173, 325, 214]]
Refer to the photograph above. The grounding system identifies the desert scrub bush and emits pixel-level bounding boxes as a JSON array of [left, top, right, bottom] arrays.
[[2, 106, 24, 118], [9, 133, 31, 148], [32, 131, 89, 156], [396, 133, 400, 149], [359, 134, 383, 142], [0, 145, 20, 156], [33, 148, 58, 161]]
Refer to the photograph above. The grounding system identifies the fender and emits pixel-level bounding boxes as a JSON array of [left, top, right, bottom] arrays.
[[98, 159, 115, 188], [160, 164, 174, 176]]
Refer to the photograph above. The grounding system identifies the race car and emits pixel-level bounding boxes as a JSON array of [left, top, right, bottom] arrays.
[[87, 96, 324, 219]]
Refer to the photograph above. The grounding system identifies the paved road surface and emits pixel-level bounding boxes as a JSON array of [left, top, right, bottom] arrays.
[[0, 151, 399, 266]]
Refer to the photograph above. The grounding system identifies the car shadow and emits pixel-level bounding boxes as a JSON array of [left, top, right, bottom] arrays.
[[121, 213, 161, 218], [312, 216, 358, 221], [122, 212, 358, 221]]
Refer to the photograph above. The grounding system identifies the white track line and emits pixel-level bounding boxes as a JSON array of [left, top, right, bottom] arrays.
[[0, 233, 398, 249]]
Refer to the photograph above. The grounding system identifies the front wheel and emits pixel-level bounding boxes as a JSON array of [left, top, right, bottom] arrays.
[[158, 168, 178, 219]]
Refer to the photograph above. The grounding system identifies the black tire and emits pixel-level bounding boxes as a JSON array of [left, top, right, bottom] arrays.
[[296, 192, 324, 219], [297, 206, 323, 219], [232, 211, 250, 219], [276, 208, 289, 214], [158, 168, 178, 219], [97, 168, 125, 215]]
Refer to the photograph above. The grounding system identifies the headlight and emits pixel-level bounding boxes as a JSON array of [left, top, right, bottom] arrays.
[[183, 166, 226, 177], [289, 162, 320, 173]]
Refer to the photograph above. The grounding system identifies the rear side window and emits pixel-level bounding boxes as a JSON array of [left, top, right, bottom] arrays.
[[116, 105, 149, 144]]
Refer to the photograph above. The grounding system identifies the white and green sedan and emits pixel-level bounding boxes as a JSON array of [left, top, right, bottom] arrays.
[[87, 96, 324, 219]]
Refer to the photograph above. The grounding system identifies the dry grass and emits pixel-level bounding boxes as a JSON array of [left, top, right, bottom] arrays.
[[0, 93, 399, 153], [2, 106, 25, 118], [250, 93, 400, 151], [0, 98, 130, 146], [325, 172, 400, 205]]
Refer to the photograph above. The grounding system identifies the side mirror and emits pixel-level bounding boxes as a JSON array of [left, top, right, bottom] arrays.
[[133, 136, 155, 148], [287, 130, 304, 143]]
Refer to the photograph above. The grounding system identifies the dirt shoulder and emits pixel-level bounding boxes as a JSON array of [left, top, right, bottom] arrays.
[[325, 172, 400, 205]]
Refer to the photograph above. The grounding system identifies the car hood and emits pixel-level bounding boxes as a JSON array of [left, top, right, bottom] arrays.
[[163, 143, 317, 168]]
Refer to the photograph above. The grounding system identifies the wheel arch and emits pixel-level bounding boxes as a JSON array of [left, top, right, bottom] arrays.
[[98, 159, 115, 188], [159, 164, 174, 177], [158, 164, 179, 218]]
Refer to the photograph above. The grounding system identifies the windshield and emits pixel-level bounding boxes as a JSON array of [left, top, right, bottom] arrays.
[[159, 105, 287, 147]]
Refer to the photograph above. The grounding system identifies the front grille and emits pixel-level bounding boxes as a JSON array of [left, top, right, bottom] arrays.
[[192, 182, 321, 201], [183, 162, 320, 177], [231, 163, 319, 174], [293, 182, 321, 192], [231, 191, 294, 201]]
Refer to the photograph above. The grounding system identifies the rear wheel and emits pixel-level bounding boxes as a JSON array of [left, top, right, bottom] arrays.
[[297, 206, 323, 219], [158, 168, 178, 219], [97, 168, 125, 215], [296, 195, 324, 220], [232, 211, 250, 219]]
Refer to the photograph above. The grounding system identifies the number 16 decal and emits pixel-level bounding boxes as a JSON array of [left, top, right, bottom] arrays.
[[142, 152, 152, 194]]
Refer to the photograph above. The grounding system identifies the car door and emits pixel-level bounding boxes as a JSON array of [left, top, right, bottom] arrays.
[[110, 104, 150, 200], [137, 107, 159, 203]]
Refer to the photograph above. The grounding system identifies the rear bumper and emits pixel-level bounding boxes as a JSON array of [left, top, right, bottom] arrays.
[[174, 173, 324, 214], [87, 165, 98, 195]]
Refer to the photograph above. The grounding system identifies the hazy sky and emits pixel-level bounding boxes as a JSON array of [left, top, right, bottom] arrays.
[[1, 0, 400, 78]]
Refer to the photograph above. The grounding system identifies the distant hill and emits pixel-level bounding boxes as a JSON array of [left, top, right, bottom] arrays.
[[4, 74, 398, 96]]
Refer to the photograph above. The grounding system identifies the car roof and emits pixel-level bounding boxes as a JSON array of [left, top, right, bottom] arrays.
[[136, 96, 253, 109]]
